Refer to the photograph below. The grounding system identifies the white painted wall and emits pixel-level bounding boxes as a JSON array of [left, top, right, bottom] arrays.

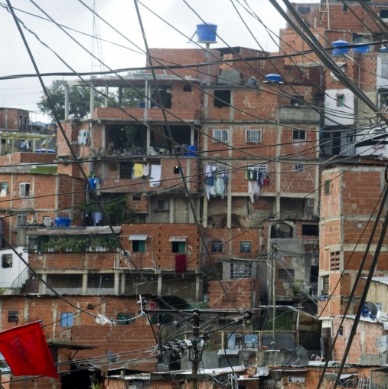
[[0, 248, 28, 289], [324, 89, 355, 126]]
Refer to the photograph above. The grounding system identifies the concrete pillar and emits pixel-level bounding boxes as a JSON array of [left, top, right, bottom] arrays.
[[114, 272, 120, 295], [157, 273, 163, 296], [64, 83, 69, 120], [82, 273, 88, 295]]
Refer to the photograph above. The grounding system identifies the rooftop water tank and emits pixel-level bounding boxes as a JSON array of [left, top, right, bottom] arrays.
[[265, 74, 283, 83], [332, 40, 349, 55], [55, 217, 71, 227], [196, 23, 217, 43], [353, 43, 369, 53]]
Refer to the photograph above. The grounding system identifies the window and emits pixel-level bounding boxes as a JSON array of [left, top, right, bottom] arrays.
[[245, 129, 262, 143], [213, 129, 229, 143], [0, 182, 7, 197], [183, 84, 192, 92], [240, 241, 251, 253], [17, 214, 27, 226], [156, 199, 168, 211], [132, 240, 145, 253], [2, 254, 12, 268], [330, 251, 340, 270], [278, 269, 295, 281], [231, 263, 252, 279], [171, 241, 186, 253], [302, 224, 319, 236], [293, 130, 306, 140], [214, 90, 231, 108], [324, 179, 331, 195], [212, 240, 223, 253], [132, 195, 141, 201], [297, 5, 310, 14], [117, 312, 135, 325], [19, 183, 30, 197], [60, 312, 74, 327], [321, 275, 329, 296], [336, 94, 345, 107], [120, 162, 133, 179], [8, 310, 18, 323], [380, 9, 388, 18], [290, 95, 305, 106], [295, 164, 304, 172], [173, 166, 183, 174]]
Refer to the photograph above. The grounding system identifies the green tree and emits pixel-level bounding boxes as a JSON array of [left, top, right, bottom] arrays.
[[37, 81, 105, 121]]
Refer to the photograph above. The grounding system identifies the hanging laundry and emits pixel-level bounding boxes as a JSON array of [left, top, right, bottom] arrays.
[[150, 164, 161, 187], [246, 165, 269, 202], [133, 163, 144, 178], [142, 164, 150, 177], [204, 164, 228, 200], [248, 180, 260, 203]]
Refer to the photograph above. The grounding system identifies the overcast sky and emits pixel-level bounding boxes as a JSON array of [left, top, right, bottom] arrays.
[[1, 0, 317, 122]]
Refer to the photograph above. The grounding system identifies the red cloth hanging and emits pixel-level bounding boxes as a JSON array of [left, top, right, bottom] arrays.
[[175, 254, 187, 273], [0, 321, 58, 378]]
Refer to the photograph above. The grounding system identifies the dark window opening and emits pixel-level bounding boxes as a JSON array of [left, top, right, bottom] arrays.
[[120, 162, 133, 179], [132, 195, 141, 201], [132, 240, 145, 253], [171, 241, 186, 253], [173, 166, 182, 174], [183, 84, 192, 92], [302, 224, 319, 236], [270, 223, 293, 238], [8, 310, 18, 323], [381, 9, 388, 18], [212, 240, 223, 253], [2, 254, 12, 268], [290, 95, 305, 106], [310, 265, 319, 296], [214, 90, 231, 108], [293, 130, 306, 140]]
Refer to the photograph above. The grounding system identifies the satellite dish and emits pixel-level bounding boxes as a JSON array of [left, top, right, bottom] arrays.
[[365, 301, 378, 317]]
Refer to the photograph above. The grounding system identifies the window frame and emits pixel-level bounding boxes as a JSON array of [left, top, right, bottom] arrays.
[[211, 240, 223, 253], [292, 130, 306, 140], [18, 182, 31, 197], [2, 254, 12, 268], [230, 262, 253, 279], [245, 129, 262, 144], [213, 129, 230, 143], [240, 241, 252, 253], [60, 312, 74, 327], [132, 240, 146, 253]]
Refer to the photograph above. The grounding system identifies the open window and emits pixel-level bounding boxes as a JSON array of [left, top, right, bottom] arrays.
[[214, 90, 231, 108]]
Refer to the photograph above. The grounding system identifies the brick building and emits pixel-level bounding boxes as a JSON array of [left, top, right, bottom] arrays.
[[4, 1, 388, 387]]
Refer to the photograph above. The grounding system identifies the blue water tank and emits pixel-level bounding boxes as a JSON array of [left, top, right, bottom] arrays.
[[55, 217, 71, 227], [332, 40, 349, 55], [353, 43, 369, 53], [265, 74, 283, 83], [380, 47, 388, 52], [196, 23, 217, 43], [185, 145, 197, 157]]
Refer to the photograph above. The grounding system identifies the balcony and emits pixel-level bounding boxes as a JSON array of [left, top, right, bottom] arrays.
[[278, 106, 320, 123]]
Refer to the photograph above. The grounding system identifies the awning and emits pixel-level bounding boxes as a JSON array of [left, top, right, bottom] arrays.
[[169, 236, 187, 242], [129, 234, 148, 241]]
